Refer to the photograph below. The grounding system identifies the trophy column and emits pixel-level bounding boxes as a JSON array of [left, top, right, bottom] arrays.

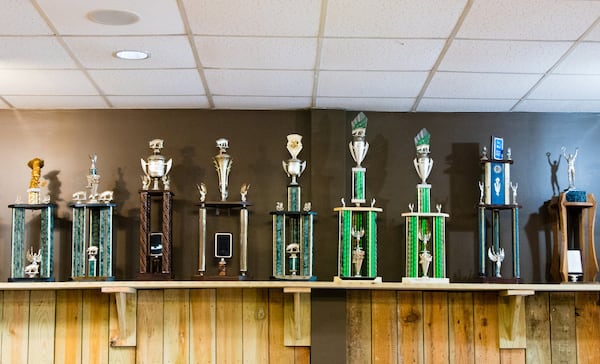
[[70, 203, 115, 280], [138, 190, 174, 280], [8, 203, 55, 282]]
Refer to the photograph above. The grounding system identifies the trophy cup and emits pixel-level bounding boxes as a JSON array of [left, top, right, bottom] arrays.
[[195, 138, 252, 280], [402, 129, 449, 283], [477, 136, 520, 282], [272, 134, 316, 280], [334, 113, 382, 281], [139, 139, 174, 280], [8, 158, 55, 282], [69, 154, 115, 281]]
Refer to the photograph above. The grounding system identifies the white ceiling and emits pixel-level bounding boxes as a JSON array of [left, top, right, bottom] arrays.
[[1, 0, 600, 112]]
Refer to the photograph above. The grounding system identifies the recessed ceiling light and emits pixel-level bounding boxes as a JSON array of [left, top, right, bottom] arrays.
[[86, 9, 140, 26], [114, 50, 150, 60]]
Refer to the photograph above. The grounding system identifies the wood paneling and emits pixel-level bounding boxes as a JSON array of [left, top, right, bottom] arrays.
[[1, 288, 599, 364]]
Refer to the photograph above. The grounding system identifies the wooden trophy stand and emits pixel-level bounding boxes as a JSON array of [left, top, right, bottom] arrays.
[[549, 192, 598, 282], [138, 190, 174, 280]]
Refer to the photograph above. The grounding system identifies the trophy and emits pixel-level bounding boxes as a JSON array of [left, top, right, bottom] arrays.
[[402, 129, 449, 283], [272, 134, 316, 280], [139, 139, 174, 280], [214, 138, 232, 201], [195, 138, 251, 280], [8, 158, 55, 281], [69, 154, 115, 281], [334, 113, 382, 281], [477, 136, 520, 282], [141, 139, 172, 190]]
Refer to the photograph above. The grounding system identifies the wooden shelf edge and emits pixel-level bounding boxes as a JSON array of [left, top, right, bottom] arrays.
[[1, 280, 600, 292]]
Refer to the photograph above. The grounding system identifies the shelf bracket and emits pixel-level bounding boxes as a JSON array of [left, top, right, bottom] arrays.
[[283, 287, 311, 346], [498, 289, 534, 349], [102, 286, 137, 347]]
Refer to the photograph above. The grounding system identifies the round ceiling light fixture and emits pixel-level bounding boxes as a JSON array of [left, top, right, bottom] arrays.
[[86, 9, 140, 26], [114, 50, 150, 60]]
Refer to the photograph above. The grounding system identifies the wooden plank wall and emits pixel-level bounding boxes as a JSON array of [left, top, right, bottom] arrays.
[[346, 290, 600, 364], [1, 289, 599, 363]]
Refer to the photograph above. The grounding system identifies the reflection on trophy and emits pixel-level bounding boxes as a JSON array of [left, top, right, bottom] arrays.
[[351, 228, 365, 277], [214, 138, 232, 201], [141, 139, 173, 190], [413, 128, 433, 184], [282, 134, 307, 186], [488, 246, 505, 278]]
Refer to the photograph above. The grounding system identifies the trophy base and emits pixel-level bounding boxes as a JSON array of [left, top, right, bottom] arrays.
[[192, 273, 249, 281], [271, 275, 317, 281], [481, 276, 521, 284], [136, 272, 174, 280], [9, 277, 55, 282], [333, 276, 382, 283], [402, 277, 450, 284], [71, 276, 115, 281]]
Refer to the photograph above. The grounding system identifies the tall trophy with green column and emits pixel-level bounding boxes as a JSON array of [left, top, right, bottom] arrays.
[[402, 128, 449, 283], [334, 112, 382, 281]]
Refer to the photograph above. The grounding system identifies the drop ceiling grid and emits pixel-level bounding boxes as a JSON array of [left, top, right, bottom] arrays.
[[0, 0, 599, 111]]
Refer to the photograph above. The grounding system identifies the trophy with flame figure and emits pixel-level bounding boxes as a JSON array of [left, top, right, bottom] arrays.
[[402, 128, 449, 283], [271, 134, 316, 280], [69, 154, 115, 280], [138, 139, 174, 280], [334, 112, 382, 281], [8, 158, 55, 281], [195, 138, 252, 280]]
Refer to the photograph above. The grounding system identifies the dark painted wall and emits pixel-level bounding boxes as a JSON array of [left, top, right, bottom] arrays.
[[0, 109, 598, 283]]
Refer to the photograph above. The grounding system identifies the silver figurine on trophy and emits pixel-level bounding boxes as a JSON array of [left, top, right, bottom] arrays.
[[141, 139, 173, 190], [214, 138, 232, 201]]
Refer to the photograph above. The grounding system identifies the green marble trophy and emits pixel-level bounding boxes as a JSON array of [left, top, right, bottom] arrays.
[[8, 157, 55, 282], [271, 134, 316, 280], [69, 154, 115, 281], [334, 113, 382, 281], [402, 129, 449, 283], [478, 137, 520, 282]]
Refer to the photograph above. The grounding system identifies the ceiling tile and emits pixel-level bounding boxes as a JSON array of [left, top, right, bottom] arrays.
[[182, 0, 321, 36], [325, 0, 467, 37], [425, 72, 542, 99], [417, 98, 518, 112], [0, 98, 9, 109], [321, 39, 445, 71], [318, 71, 428, 97], [457, 0, 600, 40], [316, 97, 415, 112], [195, 37, 317, 69], [513, 99, 600, 112], [528, 74, 600, 100], [553, 42, 600, 75], [0, 37, 77, 69], [440, 40, 571, 73], [4, 96, 107, 109], [89, 69, 205, 95], [0, 0, 52, 35], [586, 23, 600, 41], [0, 70, 97, 95], [108, 96, 209, 108], [64, 36, 196, 69], [205, 70, 313, 96], [213, 96, 311, 109], [36, 0, 184, 35]]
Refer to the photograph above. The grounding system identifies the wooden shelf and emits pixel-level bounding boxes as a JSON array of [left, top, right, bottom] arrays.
[[0, 280, 599, 292]]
